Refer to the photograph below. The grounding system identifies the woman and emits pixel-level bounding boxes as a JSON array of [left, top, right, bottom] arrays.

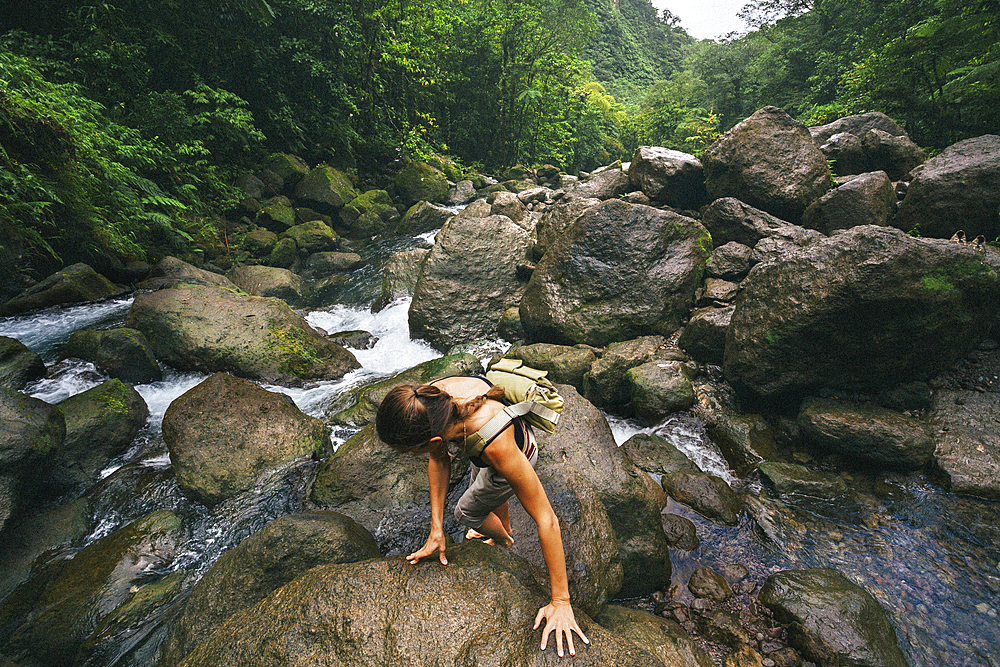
[[375, 376, 589, 658]]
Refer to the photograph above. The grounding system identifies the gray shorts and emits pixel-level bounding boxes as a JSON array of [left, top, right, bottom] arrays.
[[453, 439, 538, 530]]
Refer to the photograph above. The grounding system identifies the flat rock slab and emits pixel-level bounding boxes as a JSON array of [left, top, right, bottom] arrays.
[[930, 390, 1000, 499]]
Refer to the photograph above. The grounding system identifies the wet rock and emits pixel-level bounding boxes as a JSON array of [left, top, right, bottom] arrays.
[[265, 237, 298, 269], [498, 306, 526, 341], [126, 284, 359, 386], [627, 360, 695, 423], [929, 389, 1000, 498], [798, 397, 935, 470], [758, 567, 908, 667], [662, 470, 741, 526], [159, 511, 380, 667], [622, 432, 699, 477], [661, 512, 700, 551], [304, 251, 364, 273], [0, 509, 183, 667], [573, 167, 632, 200], [175, 542, 661, 667], [700, 198, 800, 249], [490, 190, 529, 228], [63, 327, 162, 384], [395, 161, 449, 208], [678, 305, 734, 365], [725, 643, 765, 667], [585, 335, 680, 411], [596, 604, 715, 667], [504, 343, 597, 393], [294, 166, 358, 214], [719, 563, 750, 584], [280, 220, 339, 254], [757, 461, 849, 499], [327, 330, 375, 350], [706, 412, 780, 477], [339, 189, 398, 238], [695, 608, 749, 648], [447, 179, 477, 205], [861, 129, 924, 180], [533, 196, 601, 261], [54, 379, 148, 491], [1, 263, 120, 316], [0, 336, 46, 390], [163, 373, 330, 507], [455, 198, 492, 219], [725, 226, 999, 403], [409, 214, 530, 351], [629, 146, 708, 209], [688, 565, 733, 601], [703, 106, 831, 224], [372, 248, 429, 313], [707, 242, 753, 281], [255, 195, 297, 232], [0, 388, 64, 534], [397, 201, 454, 236], [330, 353, 483, 427], [801, 170, 896, 234], [819, 131, 868, 176], [227, 265, 303, 304], [809, 112, 907, 146], [137, 256, 238, 291], [700, 277, 740, 305], [893, 134, 1000, 241], [522, 200, 709, 347]]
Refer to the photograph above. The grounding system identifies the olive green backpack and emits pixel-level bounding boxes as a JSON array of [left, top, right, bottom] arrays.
[[463, 358, 564, 460]]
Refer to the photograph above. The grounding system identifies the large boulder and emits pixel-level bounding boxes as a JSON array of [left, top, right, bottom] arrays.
[[818, 132, 869, 176], [0, 509, 183, 667], [0, 388, 64, 534], [409, 214, 530, 351], [724, 226, 999, 402], [621, 432, 699, 478], [809, 112, 907, 146], [490, 190, 529, 228], [661, 470, 741, 526], [596, 605, 715, 667], [703, 106, 831, 224], [125, 284, 359, 386], [584, 335, 680, 411], [372, 248, 429, 312], [255, 195, 297, 232], [699, 197, 808, 249], [226, 265, 303, 304], [929, 389, 1000, 499], [338, 189, 399, 238], [63, 327, 162, 385], [159, 511, 380, 667], [397, 201, 454, 236], [801, 171, 896, 234], [678, 305, 734, 366], [264, 153, 309, 189], [533, 196, 602, 261], [0, 336, 46, 390], [1, 263, 120, 315], [294, 166, 358, 214], [54, 379, 149, 491], [629, 146, 707, 209], [573, 167, 632, 200], [627, 361, 695, 424], [705, 241, 752, 281], [137, 256, 238, 291], [521, 200, 710, 347], [893, 135, 1000, 241], [798, 397, 935, 470], [758, 568, 908, 667], [504, 343, 597, 394], [861, 128, 924, 180], [162, 373, 330, 507], [395, 161, 450, 208], [280, 220, 339, 254], [757, 461, 849, 499], [174, 543, 663, 667]]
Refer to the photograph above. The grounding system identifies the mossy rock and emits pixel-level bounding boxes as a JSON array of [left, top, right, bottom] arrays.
[[339, 189, 398, 238], [0, 336, 46, 390], [394, 162, 449, 208], [265, 153, 309, 188], [255, 196, 296, 232], [1, 263, 119, 316], [243, 228, 278, 256], [295, 166, 358, 213], [63, 327, 162, 384], [280, 220, 339, 254], [267, 237, 298, 268]]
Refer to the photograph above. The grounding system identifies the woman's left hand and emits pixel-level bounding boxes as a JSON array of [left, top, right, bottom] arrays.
[[533, 599, 589, 658]]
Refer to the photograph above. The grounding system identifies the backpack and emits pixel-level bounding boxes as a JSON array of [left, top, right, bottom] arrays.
[[463, 358, 564, 460]]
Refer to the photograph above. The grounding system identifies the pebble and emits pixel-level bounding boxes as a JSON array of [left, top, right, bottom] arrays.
[[763, 660, 775, 667]]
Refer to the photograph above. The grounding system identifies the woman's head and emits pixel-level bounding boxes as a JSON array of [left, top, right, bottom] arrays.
[[376, 383, 455, 451]]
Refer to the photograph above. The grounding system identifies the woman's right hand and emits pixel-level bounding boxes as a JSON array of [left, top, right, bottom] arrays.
[[407, 531, 448, 565]]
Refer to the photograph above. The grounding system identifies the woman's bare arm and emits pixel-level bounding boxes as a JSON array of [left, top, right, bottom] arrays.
[[407, 443, 451, 565]]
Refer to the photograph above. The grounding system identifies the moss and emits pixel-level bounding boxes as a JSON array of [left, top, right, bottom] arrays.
[[922, 272, 955, 293], [267, 326, 322, 379]]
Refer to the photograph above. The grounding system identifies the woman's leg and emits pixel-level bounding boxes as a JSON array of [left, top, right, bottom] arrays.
[[474, 511, 513, 548], [494, 501, 511, 536]]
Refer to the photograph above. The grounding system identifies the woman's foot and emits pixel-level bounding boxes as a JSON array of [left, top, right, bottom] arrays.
[[465, 528, 513, 549]]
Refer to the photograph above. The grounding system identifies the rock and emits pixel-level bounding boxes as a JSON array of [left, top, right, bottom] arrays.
[[769, 647, 803, 667], [294, 166, 358, 214], [266, 237, 298, 269], [801, 170, 896, 234], [758, 567, 908, 667], [700, 198, 802, 249], [255, 195, 297, 232], [517, 186, 550, 206], [326, 330, 375, 350], [700, 277, 740, 304], [280, 220, 339, 254], [409, 214, 530, 351], [809, 112, 908, 146], [243, 228, 278, 257], [265, 152, 309, 186], [174, 542, 662, 667], [757, 461, 849, 499], [695, 609, 749, 648], [689, 565, 733, 601], [126, 284, 359, 386], [573, 167, 633, 200], [339, 189, 398, 238], [533, 196, 602, 261], [596, 605, 715, 667], [0, 336, 46, 390], [508, 467, 624, 617], [0, 388, 64, 534], [227, 265, 303, 304], [621, 433, 699, 477], [536, 385, 672, 598], [159, 511, 380, 667], [137, 256, 238, 291], [929, 389, 1000, 499], [749, 224, 826, 266], [629, 146, 708, 208], [703, 106, 831, 224], [861, 129, 924, 180], [661, 513, 700, 551], [707, 241, 753, 281], [455, 198, 492, 219], [706, 412, 780, 477], [725, 644, 764, 667], [239, 173, 266, 199], [1, 263, 120, 315], [504, 343, 597, 393], [163, 373, 329, 507], [819, 131, 869, 175], [0, 509, 182, 667], [498, 306, 526, 341], [627, 360, 695, 424], [490, 190, 529, 228], [724, 226, 999, 402], [585, 335, 681, 411], [395, 161, 450, 208], [63, 327, 162, 385], [372, 248, 429, 312], [662, 470, 740, 526], [305, 251, 364, 273], [330, 353, 483, 428], [54, 379, 148, 491], [678, 305, 734, 365], [893, 134, 1000, 240], [798, 397, 935, 470], [397, 201, 454, 236], [522, 200, 710, 347], [447, 179, 477, 205]]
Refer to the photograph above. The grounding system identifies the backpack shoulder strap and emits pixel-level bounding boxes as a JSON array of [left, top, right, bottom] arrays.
[[474, 401, 559, 446]]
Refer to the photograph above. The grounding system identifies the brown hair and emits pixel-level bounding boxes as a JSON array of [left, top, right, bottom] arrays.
[[375, 382, 506, 451]]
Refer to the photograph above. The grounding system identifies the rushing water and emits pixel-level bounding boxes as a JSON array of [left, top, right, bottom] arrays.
[[2, 228, 1000, 667]]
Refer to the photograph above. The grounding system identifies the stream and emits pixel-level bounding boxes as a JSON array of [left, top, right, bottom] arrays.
[[1, 227, 999, 667]]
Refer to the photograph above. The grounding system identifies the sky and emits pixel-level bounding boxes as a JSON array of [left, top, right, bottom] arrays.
[[651, 0, 750, 41]]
